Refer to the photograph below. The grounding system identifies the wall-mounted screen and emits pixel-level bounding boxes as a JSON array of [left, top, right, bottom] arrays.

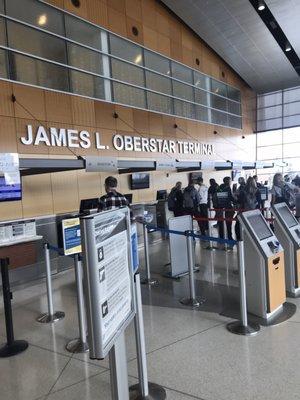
[[130, 173, 150, 190], [247, 213, 273, 241], [258, 187, 268, 201], [0, 177, 22, 202], [278, 204, 298, 228], [189, 172, 202, 183], [157, 190, 167, 200]]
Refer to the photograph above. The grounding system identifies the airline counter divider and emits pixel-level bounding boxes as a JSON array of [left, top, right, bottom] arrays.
[[272, 203, 300, 297], [239, 210, 286, 320]]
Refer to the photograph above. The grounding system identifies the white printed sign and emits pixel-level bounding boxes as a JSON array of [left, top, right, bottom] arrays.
[[85, 156, 118, 172]]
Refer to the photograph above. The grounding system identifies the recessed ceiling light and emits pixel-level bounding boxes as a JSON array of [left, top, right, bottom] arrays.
[[285, 42, 292, 52], [258, 1, 265, 11], [37, 14, 47, 26]]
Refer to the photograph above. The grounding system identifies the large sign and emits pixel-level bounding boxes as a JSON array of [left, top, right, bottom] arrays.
[[62, 217, 82, 256], [80, 208, 135, 359], [20, 125, 214, 156]]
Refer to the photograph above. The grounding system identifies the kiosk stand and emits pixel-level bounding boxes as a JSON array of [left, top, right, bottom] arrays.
[[0, 258, 28, 357], [272, 203, 300, 297], [239, 210, 287, 321]]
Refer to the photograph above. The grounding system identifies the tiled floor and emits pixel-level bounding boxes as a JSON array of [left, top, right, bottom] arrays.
[[0, 240, 299, 400]]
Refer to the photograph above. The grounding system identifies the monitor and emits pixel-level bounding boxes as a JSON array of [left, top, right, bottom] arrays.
[[124, 193, 133, 204], [278, 204, 298, 228], [0, 177, 22, 202], [189, 172, 202, 184], [130, 173, 150, 190], [79, 198, 99, 214], [156, 190, 167, 200], [247, 213, 273, 241], [258, 187, 268, 201]]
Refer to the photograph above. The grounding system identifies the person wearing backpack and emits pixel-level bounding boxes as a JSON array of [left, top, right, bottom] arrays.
[[217, 176, 235, 243], [183, 181, 201, 216], [235, 177, 261, 241], [270, 173, 299, 209], [168, 181, 183, 217]]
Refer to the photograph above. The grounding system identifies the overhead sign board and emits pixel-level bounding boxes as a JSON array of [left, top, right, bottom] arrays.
[[85, 156, 118, 172], [80, 207, 135, 359], [156, 159, 176, 171], [62, 217, 82, 256]]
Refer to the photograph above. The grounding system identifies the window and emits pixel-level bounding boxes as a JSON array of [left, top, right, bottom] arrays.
[[195, 105, 209, 122], [284, 102, 300, 117], [145, 71, 171, 95], [211, 109, 228, 126], [172, 61, 193, 83], [0, 0, 3, 13], [70, 70, 105, 99], [284, 115, 300, 129], [283, 143, 300, 158], [194, 71, 210, 90], [257, 118, 282, 132], [144, 50, 170, 76], [7, 20, 67, 64], [257, 145, 282, 160], [283, 157, 300, 173], [211, 79, 227, 97], [227, 86, 241, 102], [0, 17, 5, 45], [113, 82, 146, 108], [257, 91, 282, 108], [228, 100, 241, 116], [283, 87, 300, 103], [67, 43, 103, 75], [257, 130, 282, 147], [257, 105, 282, 120], [65, 15, 101, 50], [211, 94, 227, 112], [174, 99, 195, 119], [10, 52, 69, 91], [172, 81, 194, 102], [283, 127, 300, 144], [228, 115, 242, 129], [111, 58, 144, 87], [109, 34, 143, 66], [147, 92, 172, 114], [6, 0, 64, 36], [0, 49, 7, 78], [195, 88, 208, 106]]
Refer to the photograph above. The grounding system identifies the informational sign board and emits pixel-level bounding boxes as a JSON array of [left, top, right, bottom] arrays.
[[216, 191, 229, 208], [62, 217, 82, 255], [0, 219, 36, 244], [80, 207, 135, 359], [258, 186, 268, 201], [85, 156, 118, 172], [168, 215, 193, 277], [0, 153, 20, 185]]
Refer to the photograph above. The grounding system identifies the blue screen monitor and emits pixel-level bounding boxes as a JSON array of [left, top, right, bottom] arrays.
[[0, 177, 22, 202]]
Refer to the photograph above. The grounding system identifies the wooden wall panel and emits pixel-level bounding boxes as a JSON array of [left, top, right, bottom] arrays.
[[0, 81, 14, 117], [0, 116, 17, 152], [22, 174, 54, 217], [13, 85, 46, 121], [51, 170, 79, 213], [45, 92, 73, 124]]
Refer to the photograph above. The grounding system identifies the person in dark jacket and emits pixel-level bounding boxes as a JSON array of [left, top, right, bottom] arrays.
[[183, 182, 201, 216], [217, 176, 235, 242], [168, 181, 184, 217], [207, 178, 219, 208]]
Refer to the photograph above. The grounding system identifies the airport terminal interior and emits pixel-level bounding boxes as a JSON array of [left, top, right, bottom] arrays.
[[1, 0, 300, 399]]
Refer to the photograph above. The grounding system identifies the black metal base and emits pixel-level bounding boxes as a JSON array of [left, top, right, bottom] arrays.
[[180, 296, 206, 308], [0, 340, 29, 358], [36, 311, 65, 324], [140, 277, 159, 286], [226, 321, 260, 336], [129, 382, 167, 400]]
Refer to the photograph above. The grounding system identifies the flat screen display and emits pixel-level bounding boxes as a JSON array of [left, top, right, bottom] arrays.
[[130, 173, 150, 190], [258, 187, 268, 201], [247, 213, 273, 241], [0, 177, 22, 202], [189, 172, 202, 183], [157, 190, 167, 200], [278, 204, 298, 228], [124, 193, 133, 204], [79, 198, 99, 213]]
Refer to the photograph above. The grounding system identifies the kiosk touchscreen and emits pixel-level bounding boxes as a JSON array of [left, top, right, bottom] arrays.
[[239, 210, 286, 319], [272, 203, 300, 297]]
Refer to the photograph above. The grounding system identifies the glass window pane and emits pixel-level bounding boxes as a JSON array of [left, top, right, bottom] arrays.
[[284, 102, 300, 116], [67, 43, 103, 75], [211, 109, 228, 126], [257, 145, 282, 160], [283, 87, 300, 103], [283, 127, 300, 144], [7, 20, 67, 64], [195, 88, 208, 106], [227, 86, 241, 102], [0, 49, 7, 78], [211, 94, 227, 112], [284, 115, 300, 129], [257, 91, 282, 108], [0, 17, 5, 45], [10, 52, 69, 91], [65, 15, 101, 50], [211, 79, 227, 97], [172, 81, 194, 102], [171, 61, 192, 83], [283, 158, 300, 173], [228, 115, 242, 129], [194, 71, 210, 90], [70, 70, 105, 99], [111, 58, 144, 87], [144, 50, 170, 75], [145, 71, 171, 95], [257, 105, 282, 120], [6, 0, 64, 35], [113, 82, 146, 108], [109, 34, 143, 66], [195, 105, 209, 122], [228, 100, 241, 116], [256, 118, 282, 132], [174, 99, 195, 119], [0, 0, 3, 13], [147, 92, 172, 114], [283, 143, 300, 158], [257, 130, 282, 146]]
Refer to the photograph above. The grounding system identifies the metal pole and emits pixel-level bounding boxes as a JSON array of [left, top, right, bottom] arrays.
[[37, 243, 65, 323], [141, 224, 158, 286], [109, 332, 129, 400], [222, 209, 228, 251], [0, 258, 28, 357], [180, 231, 205, 307], [226, 236, 260, 336], [129, 273, 166, 400], [66, 254, 89, 353]]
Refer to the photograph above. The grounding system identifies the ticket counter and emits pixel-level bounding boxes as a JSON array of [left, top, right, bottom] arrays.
[[239, 210, 286, 320], [272, 203, 300, 297]]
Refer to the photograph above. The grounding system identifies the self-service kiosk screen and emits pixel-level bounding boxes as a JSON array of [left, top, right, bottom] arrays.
[[247, 214, 273, 241], [278, 204, 298, 228]]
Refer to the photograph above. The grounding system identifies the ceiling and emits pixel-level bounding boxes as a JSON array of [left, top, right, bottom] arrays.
[[161, 0, 300, 93]]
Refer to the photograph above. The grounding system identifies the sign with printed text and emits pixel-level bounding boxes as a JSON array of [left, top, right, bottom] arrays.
[[62, 217, 82, 256]]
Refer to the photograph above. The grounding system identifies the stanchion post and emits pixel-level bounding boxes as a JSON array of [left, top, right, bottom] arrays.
[[109, 332, 130, 400], [222, 209, 228, 251], [37, 243, 65, 323], [0, 258, 28, 358], [66, 254, 89, 353], [226, 235, 260, 336], [141, 224, 158, 286], [180, 231, 205, 307], [129, 273, 167, 400]]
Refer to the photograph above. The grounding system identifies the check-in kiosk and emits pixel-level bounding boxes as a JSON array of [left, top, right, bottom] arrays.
[[239, 210, 286, 320], [272, 203, 300, 297]]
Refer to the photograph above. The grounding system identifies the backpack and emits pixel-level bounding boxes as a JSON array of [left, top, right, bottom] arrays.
[[244, 192, 258, 210], [183, 187, 197, 210], [283, 184, 296, 208]]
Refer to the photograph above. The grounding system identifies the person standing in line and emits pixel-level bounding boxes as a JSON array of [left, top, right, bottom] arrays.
[[234, 176, 246, 210], [196, 177, 209, 236], [167, 181, 184, 217], [270, 172, 299, 208], [183, 180, 201, 217], [217, 176, 235, 242], [98, 176, 129, 211], [207, 178, 219, 207]]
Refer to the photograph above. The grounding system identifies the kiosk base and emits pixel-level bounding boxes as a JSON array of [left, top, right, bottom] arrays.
[[180, 296, 206, 308], [287, 288, 300, 298], [260, 302, 297, 326], [66, 338, 89, 353], [129, 382, 167, 400], [140, 277, 159, 286], [0, 340, 28, 358], [226, 321, 260, 336], [36, 311, 65, 324]]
